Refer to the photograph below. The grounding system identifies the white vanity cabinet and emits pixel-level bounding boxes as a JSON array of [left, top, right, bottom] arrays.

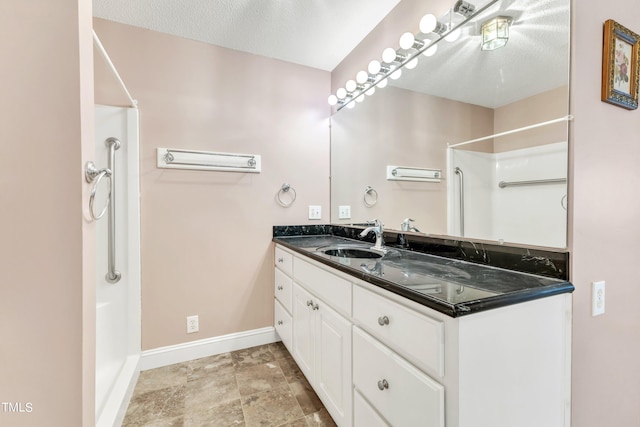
[[276, 246, 353, 427], [274, 246, 294, 351], [273, 243, 572, 427]]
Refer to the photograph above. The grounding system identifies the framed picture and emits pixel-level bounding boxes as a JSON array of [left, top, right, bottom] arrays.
[[602, 19, 640, 110]]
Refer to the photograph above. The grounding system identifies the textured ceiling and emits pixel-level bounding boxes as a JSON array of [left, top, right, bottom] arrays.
[[93, 0, 402, 71]]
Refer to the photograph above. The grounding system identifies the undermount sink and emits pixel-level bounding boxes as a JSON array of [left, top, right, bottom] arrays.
[[316, 245, 384, 259]]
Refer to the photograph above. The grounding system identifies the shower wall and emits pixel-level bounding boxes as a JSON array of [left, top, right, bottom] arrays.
[[450, 141, 568, 247]]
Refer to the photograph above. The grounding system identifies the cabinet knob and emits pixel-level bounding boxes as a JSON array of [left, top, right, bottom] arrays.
[[377, 379, 389, 391], [378, 315, 390, 326], [277, 257, 284, 263], [307, 300, 313, 307], [277, 320, 283, 325], [312, 303, 319, 311], [277, 285, 283, 290]]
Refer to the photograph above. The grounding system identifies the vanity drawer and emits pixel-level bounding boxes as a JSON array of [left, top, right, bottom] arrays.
[[275, 267, 293, 313], [274, 299, 293, 352], [354, 389, 390, 427], [293, 257, 352, 317], [353, 327, 444, 427], [353, 285, 444, 378], [275, 245, 293, 276]]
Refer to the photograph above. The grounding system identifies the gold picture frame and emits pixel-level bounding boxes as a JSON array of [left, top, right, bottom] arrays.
[[602, 19, 640, 110]]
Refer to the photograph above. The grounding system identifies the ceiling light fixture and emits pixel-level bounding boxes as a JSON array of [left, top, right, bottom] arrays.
[[481, 16, 511, 51]]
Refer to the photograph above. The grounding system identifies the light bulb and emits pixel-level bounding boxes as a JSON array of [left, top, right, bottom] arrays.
[[336, 88, 347, 99], [399, 32, 416, 50], [382, 47, 397, 64], [419, 14, 438, 34], [368, 60, 381, 75], [356, 94, 365, 103], [356, 70, 369, 84], [445, 27, 461, 42], [378, 78, 388, 88], [390, 68, 402, 80], [346, 102, 355, 109], [345, 79, 357, 92], [327, 95, 337, 106], [406, 57, 419, 69], [422, 41, 438, 57], [365, 86, 376, 96]]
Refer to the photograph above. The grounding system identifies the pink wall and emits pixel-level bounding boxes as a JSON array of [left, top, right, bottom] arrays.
[[93, 19, 331, 350], [570, 2, 640, 424], [0, 1, 95, 426]]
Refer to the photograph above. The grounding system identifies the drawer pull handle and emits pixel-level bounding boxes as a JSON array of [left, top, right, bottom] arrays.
[[377, 379, 389, 391], [277, 285, 283, 290], [277, 257, 284, 263], [378, 316, 390, 326], [307, 300, 313, 307], [277, 320, 283, 325]]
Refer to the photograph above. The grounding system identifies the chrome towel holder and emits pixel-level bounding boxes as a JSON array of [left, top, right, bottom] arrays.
[[85, 162, 111, 221], [364, 186, 378, 207], [277, 183, 297, 207]]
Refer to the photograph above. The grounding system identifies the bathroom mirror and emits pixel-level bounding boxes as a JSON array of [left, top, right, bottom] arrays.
[[330, 0, 570, 248]]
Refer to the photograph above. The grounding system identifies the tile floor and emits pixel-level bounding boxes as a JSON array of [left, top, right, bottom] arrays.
[[122, 342, 337, 427]]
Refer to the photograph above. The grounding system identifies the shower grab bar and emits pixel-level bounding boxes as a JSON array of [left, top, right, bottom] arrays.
[[454, 167, 464, 237], [105, 137, 122, 284], [157, 148, 261, 173], [498, 178, 567, 188]]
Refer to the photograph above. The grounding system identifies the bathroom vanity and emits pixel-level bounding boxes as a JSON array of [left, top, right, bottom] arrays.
[[273, 226, 573, 427]]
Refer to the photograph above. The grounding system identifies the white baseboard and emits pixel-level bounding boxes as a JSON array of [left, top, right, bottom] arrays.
[[140, 327, 279, 371]]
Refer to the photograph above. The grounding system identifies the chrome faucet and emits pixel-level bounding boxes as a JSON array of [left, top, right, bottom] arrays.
[[360, 219, 386, 253], [401, 218, 420, 232]]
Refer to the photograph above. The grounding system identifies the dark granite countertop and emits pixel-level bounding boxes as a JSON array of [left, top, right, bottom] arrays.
[[273, 225, 573, 318]]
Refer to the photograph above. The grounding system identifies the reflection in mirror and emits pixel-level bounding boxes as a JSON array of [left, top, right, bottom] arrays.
[[330, 0, 570, 248]]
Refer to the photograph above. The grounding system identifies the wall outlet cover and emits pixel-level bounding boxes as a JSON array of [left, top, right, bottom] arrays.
[[338, 205, 351, 219], [308, 205, 322, 220]]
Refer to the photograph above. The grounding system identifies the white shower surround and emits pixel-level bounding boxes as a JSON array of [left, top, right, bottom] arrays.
[[449, 141, 568, 248]]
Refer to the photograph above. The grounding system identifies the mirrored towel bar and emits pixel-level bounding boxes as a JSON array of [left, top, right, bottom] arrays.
[[157, 148, 261, 173], [498, 178, 567, 188]]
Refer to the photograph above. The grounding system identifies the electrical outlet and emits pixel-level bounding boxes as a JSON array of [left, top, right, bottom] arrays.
[[186, 315, 199, 333], [592, 281, 605, 316], [308, 205, 322, 220], [338, 205, 351, 219]]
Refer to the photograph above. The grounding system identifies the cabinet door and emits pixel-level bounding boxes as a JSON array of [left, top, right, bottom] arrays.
[[315, 300, 352, 427], [354, 389, 389, 427], [292, 283, 315, 380]]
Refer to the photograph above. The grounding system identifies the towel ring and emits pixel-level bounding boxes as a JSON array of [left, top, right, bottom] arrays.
[[364, 186, 378, 207], [277, 183, 296, 207], [561, 194, 567, 211], [85, 161, 112, 221]]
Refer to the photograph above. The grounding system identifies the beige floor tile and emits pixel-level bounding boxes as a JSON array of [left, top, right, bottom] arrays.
[[123, 385, 186, 426], [241, 386, 305, 427], [288, 379, 323, 416], [277, 417, 309, 427], [187, 353, 235, 381], [278, 355, 307, 384], [305, 409, 337, 427], [134, 363, 188, 395], [235, 362, 288, 396], [184, 398, 245, 427], [185, 372, 240, 412], [231, 345, 275, 369], [268, 341, 291, 360]]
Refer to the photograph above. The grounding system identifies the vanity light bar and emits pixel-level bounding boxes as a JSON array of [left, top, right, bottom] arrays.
[[328, 0, 499, 111], [387, 165, 442, 182]]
